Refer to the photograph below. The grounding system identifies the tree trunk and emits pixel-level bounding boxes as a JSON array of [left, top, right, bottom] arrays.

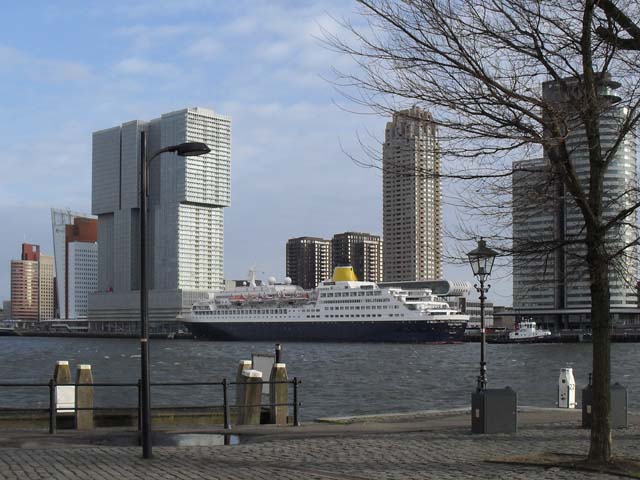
[[587, 242, 612, 463]]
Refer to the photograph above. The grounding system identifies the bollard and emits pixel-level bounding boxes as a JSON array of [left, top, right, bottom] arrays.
[[238, 370, 262, 425], [235, 360, 252, 408], [75, 365, 94, 430], [558, 368, 576, 408], [53, 361, 72, 385], [269, 363, 288, 425]]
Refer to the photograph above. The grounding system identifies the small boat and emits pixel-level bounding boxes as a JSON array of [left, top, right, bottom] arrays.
[[0, 326, 20, 336], [508, 321, 552, 342]]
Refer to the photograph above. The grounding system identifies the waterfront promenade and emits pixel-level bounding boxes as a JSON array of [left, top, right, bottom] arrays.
[[0, 408, 637, 479]]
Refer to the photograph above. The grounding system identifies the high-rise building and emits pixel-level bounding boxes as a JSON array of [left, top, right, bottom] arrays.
[[286, 237, 332, 289], [51, 209, 98, 319], [383, 107, 442, 282], [68, 241, 98, 319], [331, 232, 383, 282], [10, 244, 54, 321], [88, 107, 231, 333], [513, 75, 639, 329]]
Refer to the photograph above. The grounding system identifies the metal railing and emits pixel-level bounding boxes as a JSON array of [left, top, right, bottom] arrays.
[[0, 377, 301, 434]]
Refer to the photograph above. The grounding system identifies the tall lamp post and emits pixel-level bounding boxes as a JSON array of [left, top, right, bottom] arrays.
[[139, 132, 210, 459], [467, 238, 498, 392]]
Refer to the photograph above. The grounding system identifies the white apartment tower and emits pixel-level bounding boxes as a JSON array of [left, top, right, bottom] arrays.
[[68, 242, 98, 319], [513, 75, 639, 329], [383, 107, 442, 282], [88, 107, 231, 333]]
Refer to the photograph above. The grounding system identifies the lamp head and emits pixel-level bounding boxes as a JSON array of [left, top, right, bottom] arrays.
[[174, 142, 211, 157], [467, 238, 498, 282]]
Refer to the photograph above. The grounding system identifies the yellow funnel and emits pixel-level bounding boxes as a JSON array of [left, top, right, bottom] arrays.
[[332, 266, 358, 282]]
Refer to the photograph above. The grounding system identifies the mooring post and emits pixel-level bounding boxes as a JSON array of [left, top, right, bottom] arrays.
[[235, 360, 252, 407], [75, 365, 94, 430], [293, 377, 301, 427], [48, 378, 57, 434], [239, 370, 262, 425], [222, 378, 231, 430], [269, 363, 288, 425]]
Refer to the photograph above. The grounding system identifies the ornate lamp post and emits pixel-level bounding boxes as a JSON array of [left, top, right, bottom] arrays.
[[139, 133, 210, 459], [467, 238, 498, 392]]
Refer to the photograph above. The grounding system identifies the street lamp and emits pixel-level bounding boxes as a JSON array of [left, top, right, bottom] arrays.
[[139, 132, 210, 459], [467, 238, 498, 392]]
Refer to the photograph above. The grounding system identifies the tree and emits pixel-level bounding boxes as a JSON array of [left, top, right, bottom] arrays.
[[326, 0, 640, 465]]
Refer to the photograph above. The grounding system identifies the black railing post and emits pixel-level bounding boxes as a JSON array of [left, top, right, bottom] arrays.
[[137, 379, 143, 432], [293, 377, 301, 427], [222, 378, 231, 430], [49, 379, 57, 434], [73, 380, 78, 429]]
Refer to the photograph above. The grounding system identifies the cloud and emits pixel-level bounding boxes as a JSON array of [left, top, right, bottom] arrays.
[[114, 57, 176, 76], [185, 37, 221, 60], [220, 15, 258, 35], [256, 41, 293, 61], [114, 24, 196, 50], [0, 44, 91, 83]]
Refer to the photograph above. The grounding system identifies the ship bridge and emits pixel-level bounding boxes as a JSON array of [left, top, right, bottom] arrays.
[[378, 280, 471, 298]]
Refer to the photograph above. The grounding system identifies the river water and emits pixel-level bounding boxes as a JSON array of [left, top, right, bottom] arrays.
[[0, 337, 636, 420]]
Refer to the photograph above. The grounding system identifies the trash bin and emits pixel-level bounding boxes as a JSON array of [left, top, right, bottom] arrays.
[[582, 379, 627, 429], [471, 387, 517, 434]]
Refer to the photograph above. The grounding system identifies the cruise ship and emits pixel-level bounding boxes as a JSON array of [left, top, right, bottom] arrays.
[[183, 266, 469, 342]]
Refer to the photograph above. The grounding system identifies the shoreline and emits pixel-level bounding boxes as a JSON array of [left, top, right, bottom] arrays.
[[4, 331, 640, 343]]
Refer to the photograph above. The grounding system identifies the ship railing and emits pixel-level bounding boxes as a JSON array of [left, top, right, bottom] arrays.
[[0, 377, 302, 434]]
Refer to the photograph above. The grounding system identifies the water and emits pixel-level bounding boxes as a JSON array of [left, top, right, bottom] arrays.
[[0, 337, 637, 420]]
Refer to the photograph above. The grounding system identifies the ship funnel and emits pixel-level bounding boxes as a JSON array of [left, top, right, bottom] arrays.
[[332, 266, 358, 282]]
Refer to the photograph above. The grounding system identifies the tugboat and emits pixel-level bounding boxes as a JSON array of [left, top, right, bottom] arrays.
[[508, 320, 552, 342]]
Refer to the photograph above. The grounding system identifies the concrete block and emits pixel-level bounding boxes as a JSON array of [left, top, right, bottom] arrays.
[[269, 363, 288, 425], [238, 370, 262, 425], [75, 365, 94, 430]]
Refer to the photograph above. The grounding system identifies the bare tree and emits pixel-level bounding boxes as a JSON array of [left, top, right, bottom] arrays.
[[326, 0, 640, 465]]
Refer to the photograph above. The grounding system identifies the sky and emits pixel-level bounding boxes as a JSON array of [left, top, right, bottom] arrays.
[[0, 0, 513, 306]]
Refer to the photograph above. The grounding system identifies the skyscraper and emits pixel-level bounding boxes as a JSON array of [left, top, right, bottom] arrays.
[[331, 232, 383, 282], [383, 107, 442, 282], [51, 209, 98, 319], [88, 107, 231, 333], [10, 244, 54, 321], [513, 75, 639, 329], [286, 237, 332, 289]]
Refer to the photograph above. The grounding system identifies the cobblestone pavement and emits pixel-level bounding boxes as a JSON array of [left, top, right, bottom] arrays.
[[0, 421, 637, 479]]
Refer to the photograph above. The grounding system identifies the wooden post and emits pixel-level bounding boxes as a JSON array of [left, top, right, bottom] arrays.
[[75, 365, 94, 430], [269, 363, 288, 425]]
